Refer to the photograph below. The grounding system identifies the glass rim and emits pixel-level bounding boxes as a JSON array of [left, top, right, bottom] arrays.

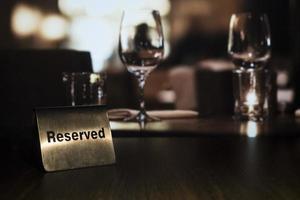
[[231, 12, 268, 19]]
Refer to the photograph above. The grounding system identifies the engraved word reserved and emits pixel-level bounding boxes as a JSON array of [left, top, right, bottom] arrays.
[[47, 128, 105, 143]]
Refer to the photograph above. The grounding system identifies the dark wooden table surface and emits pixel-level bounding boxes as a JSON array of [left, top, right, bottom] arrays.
[[1, 116, 300, 200]]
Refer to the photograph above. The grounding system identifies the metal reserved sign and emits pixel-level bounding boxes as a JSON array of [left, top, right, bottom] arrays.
[[35, 106, 115, 172]]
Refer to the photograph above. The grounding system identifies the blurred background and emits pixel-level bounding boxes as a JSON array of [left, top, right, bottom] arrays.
[[0, 0, 299, 113]]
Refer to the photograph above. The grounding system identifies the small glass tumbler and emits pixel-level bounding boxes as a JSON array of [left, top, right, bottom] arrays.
[[62, 72, 107, 106], [233, 68, 274, 121]]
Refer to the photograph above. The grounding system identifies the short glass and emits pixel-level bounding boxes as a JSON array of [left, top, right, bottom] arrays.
[[233, 68, 273, 121], [62, 72, 106, 106]]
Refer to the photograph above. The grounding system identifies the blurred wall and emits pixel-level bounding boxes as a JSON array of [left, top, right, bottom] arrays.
[[170, 0, 242, 42], [290, 0, 300, 108], [0, 0, 294, 65], [0, 0, 15, 48], [244, 0, 291, 56]]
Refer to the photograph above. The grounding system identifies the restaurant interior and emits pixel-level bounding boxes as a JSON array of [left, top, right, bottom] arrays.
[[0, 0, 298, 112], [1, 0, 300, 199]]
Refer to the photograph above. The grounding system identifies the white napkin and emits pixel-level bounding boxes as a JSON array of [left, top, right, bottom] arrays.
[[108, 109, 198, 120]]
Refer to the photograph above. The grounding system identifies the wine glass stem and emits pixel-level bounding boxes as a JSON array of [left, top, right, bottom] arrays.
[[137, 73, 146, 115]]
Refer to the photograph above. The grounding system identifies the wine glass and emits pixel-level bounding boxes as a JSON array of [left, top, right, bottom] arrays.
[[228, 13, 271, 69], [118, 9, 164, 123], [228, 13, 272, 121]]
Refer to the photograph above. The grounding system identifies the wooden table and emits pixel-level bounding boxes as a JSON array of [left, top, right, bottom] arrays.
[[1, 117, 300, 200]]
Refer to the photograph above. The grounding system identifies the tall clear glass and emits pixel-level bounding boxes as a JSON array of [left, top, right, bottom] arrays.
[[228, 13, 272, 121], [118, 9, 164, 123]]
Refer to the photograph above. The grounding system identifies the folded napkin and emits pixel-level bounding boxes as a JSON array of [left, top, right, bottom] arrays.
[[108, 109, 198, 120]]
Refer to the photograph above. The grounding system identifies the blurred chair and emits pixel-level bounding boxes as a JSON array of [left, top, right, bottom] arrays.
[[106, 71, 138, 109], [0, 49, 93, 130], [195, 69, 234, 116], [169, 67, 197, 110], [169, 60, 235, 116]]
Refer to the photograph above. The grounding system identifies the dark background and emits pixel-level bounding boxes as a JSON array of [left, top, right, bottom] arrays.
[[0, 0, 299, 108]]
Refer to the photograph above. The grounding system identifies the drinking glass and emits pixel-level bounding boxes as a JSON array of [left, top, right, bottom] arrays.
[[228, 13, 272, 121], [62, 72, 107, 106], [118, 9, 164, 123], [228, 13, 271, 69]]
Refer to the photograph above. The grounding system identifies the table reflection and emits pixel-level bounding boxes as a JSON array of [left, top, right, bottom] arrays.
[[239, 121, 262, 138]]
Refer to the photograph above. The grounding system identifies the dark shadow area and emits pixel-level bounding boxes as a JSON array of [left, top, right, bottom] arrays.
[[0, 49, 92, 131]]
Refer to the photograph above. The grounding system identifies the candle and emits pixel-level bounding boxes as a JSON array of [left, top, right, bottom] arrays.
[[245, 90, 258, 113], [233, 68, 269, 121]]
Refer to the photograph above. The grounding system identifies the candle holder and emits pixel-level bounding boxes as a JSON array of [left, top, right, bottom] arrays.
[[228, 13, 273, 121], [233, 68, 272, 121]]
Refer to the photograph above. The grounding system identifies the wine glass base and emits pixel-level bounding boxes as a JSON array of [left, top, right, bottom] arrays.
[[124, 111, 160, 129], [124, 111, 160, 122]]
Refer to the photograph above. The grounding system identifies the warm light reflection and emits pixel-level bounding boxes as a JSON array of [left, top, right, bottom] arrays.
[[59, 0, 170, 71], [90, 73, 100, 84], [11, 0, 171, 72], [246, 121, 258, 138], [246, 90, 258, 105], [58, 0, 170, 17], [39, 15, 68, 41], [68, 17, 118, 71], [58, 0, 85, 16], [240, 121, 259, 138], [11, 4, 41, 37], [84, 0, 120, 17]]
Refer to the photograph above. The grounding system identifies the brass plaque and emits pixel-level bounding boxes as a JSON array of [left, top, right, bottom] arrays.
[[35, 106, 115, 172]]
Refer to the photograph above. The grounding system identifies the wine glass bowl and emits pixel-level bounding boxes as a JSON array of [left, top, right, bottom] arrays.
[[119, 9, 164, 123], [228, 13, 271, 69]]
